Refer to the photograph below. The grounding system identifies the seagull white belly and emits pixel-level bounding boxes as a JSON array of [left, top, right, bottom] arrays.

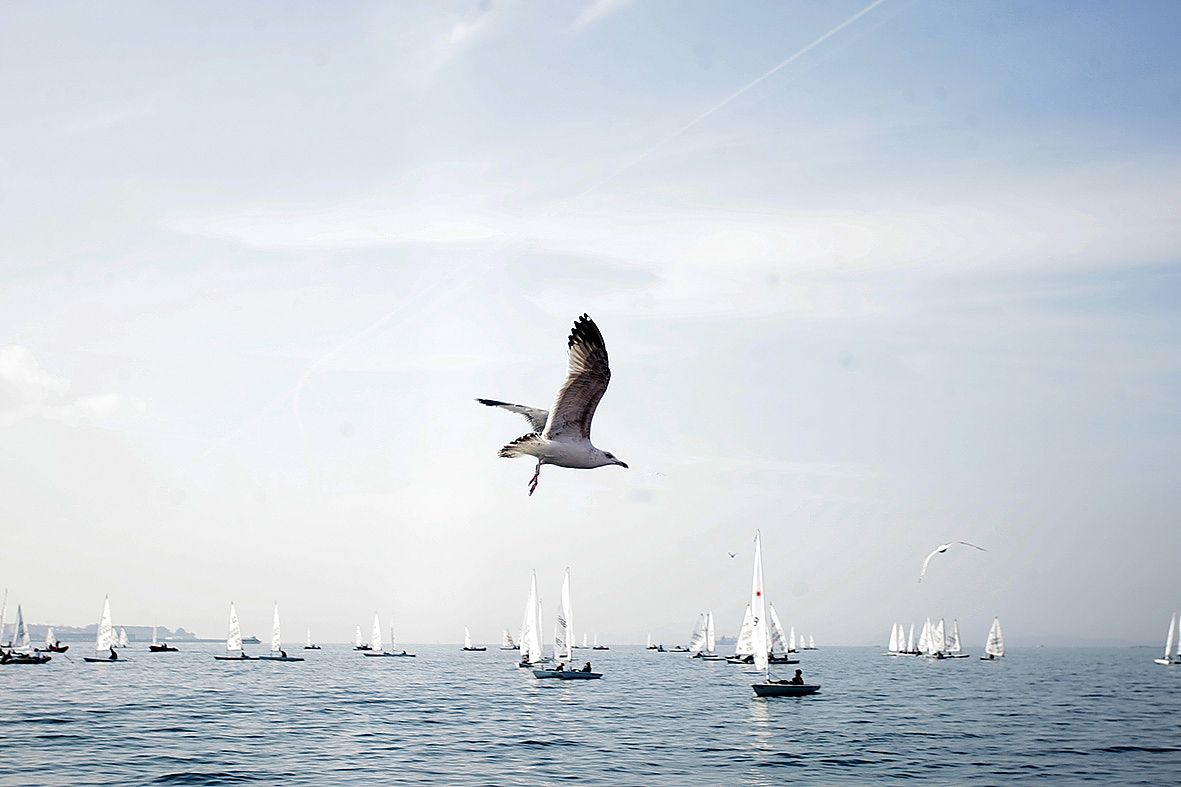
[[537, 441, 603, 469]]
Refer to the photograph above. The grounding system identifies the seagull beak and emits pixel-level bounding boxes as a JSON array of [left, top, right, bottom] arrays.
[[616, 460, 629, 469]]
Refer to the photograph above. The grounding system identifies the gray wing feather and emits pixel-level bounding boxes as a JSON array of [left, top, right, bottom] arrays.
[[476, 399, 549, 432], [542, 314, 611, 442]]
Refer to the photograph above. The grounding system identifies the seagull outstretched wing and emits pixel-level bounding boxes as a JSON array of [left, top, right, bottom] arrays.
[[958, 541, 987, 552], [542, 314, 611, 442], [918, 547, 942, 583], [475, 399, 549, 432]]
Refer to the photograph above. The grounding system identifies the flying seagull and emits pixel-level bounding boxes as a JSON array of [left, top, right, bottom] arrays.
[[918, 541, 987, 583], [727, 552, 736, 559], [478, 314, 627, 495]]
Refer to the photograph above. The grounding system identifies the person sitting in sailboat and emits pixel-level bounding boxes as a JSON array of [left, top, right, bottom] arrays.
[[582, 662, 592, 673], [109, 647, 119, 661], [789, 669, 804, 685], [556, 662, 565, 672]]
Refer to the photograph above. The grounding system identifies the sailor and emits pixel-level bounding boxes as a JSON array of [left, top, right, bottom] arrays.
[[789, 669, 804, 685], [581, 662, 592, 672], [109, 647, 119, 661], [280, 649, 287, 658]]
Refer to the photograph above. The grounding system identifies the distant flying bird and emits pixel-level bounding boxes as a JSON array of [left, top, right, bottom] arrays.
[[919, 541, 987, 583], [478, 314, 628, 496], [728, 552, 736, 559]]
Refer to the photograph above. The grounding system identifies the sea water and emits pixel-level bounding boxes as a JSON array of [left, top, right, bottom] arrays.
[[2, 645, 1179, 784]]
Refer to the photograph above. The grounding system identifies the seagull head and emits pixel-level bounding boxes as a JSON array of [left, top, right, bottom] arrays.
[[600, 450, 628, 469]]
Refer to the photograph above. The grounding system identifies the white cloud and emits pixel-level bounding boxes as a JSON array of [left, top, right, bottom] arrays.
[[0, 346, 125, 426]]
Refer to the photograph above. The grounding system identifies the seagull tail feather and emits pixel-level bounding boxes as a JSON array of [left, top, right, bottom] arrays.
[[498, 433, 543, 459]]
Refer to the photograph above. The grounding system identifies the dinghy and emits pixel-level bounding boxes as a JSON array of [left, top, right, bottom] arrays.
[[500, 629, 518, 650], [214, 602, 256, 661], [687, 612, 708, 656], [149, 625, 178, 652], [461, 627, 487, 651], [304, 628, 320, 650], [768, 605, 799, 664], [787, 625, 798, 654], [258, 603, 304, 661], [645, 634, 658, 650], [592, 633, 609, 650], [727, 605, 755, 664], [117, 627, 129, 648], [945, 619, 969, 658], [36, 626, 69, 653], [1, 605, 51, 664], [885, 623, 901, 656], [805, 635, 817, 650], [749, 531, 820, 697], [353, 624, 371, 651], [363, 614, 415, 657], [982, 616, 1005, 660], [1153, 614, 1179, 666], [533, 569, 600, 679], [0, 588, 9, 647], [83, 597, 124, 663], [690, 612, 724, 660], [904, 623, 917, 655], [517, 571, 548, 667], [579, 633, 589, 650]]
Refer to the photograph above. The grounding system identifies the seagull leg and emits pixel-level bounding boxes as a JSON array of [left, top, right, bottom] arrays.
[[528, 461, 541, 496]]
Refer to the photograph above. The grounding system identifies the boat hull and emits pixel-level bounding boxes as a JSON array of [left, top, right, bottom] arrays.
[[3, 655, 52, 664], [461, 647, 488, 651], [82, 657, 120, 663], [1154, 658, 1178, 665], [532, 670, 603, 680], [257, 655, 305, 662], [752, 682, 820, 697], [363, 651, 416, 657], [149, 645, 178, 652], [214, 656, 258, 661], [304, 646, 321, 650]]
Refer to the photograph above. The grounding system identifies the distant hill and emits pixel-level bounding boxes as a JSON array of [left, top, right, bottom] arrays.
[[10, 624, 200, 643]]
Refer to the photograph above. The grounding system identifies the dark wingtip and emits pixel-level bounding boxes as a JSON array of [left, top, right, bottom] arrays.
[[476, 398, 502, 407]]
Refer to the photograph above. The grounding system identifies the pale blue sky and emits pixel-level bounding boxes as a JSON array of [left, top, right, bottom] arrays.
[[1, 1, 1179, 646]]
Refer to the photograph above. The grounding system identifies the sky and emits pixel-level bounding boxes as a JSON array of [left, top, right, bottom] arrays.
[[1, 0, 1180, 647]]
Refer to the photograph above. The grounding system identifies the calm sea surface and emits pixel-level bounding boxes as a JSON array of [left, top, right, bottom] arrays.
[[2, 644, 1179, 785]]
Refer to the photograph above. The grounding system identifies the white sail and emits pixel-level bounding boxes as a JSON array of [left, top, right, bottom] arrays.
[[151, 625, 158, 646], [687, 613, 708, 654], [583, 632, 588, 648], [372, 613, 383, 653], [808, 634, 815, 649], [706, 612, 716, 654], [389, 625, 396, 652], [906, 623, 916, 653], [888, 623, 899, 653], [593, 633, 599, 648], [646, 633, 652, 649], [1176, 612, 1181, 659], [769, 604, 789, 655], [225, 602, 243, 652], [117, 627, 129, 647], [0, 588, 7, 645], [523, 570, 543, 664], [985, 617, 1005, 657], [96, 597, 114, 653], [306, 628, 312, 647], [502, 628, 515, 648], [555, 568, 573, 662], [354, 624, 363, 648], [734, 605, 754, 656], [948, 619, 962, 653], [464, 627, 473, 649], [932, 619, 946, 654], [788, 625, 797, 653], [918, 618, 931, 655], [270, 603, 282, 653], [14, 605, 30, 651], [46, 626, 56, 648], [750, 530, 770, 674]]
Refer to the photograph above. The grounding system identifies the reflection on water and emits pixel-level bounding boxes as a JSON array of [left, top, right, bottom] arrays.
[[2, 645, 1180, 784]]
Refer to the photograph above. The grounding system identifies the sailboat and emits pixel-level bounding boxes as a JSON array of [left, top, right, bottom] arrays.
[[767, 604, 799, 664], [690, 612, 724, 660], [804, 634, 817, 650], [533, 568, 601, 680], [787, 625, 798, 654], [885, 623, 901, 656], [750, 530, 819, 697], [500, 629, 518, 650], [592, 633, 609, 650], [353, 624, 371, 651], [645, 633, 658, 650], [83, 596, 123, 663], [518, 570, 545, 667], [580, 632, 588, 650], [3, 605, 51, 664], [363, 613, 414, 657], [905, 623, 917, 655], [117, 627, 129, 648], [304, 628, 321, 650], [982, 616, 1006, 660], [0, 588, 9, 647], [214, 602, 255, 661], [149, 624, 178, 652], [1154, 614, 1180, 666], [258, 603, 304, 661], [944, 619, 969, 658], [687, 612, 708, 656], [36, 625, 68, 654], [727, 605, 755, 663], [462, 627, 487, 651]]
